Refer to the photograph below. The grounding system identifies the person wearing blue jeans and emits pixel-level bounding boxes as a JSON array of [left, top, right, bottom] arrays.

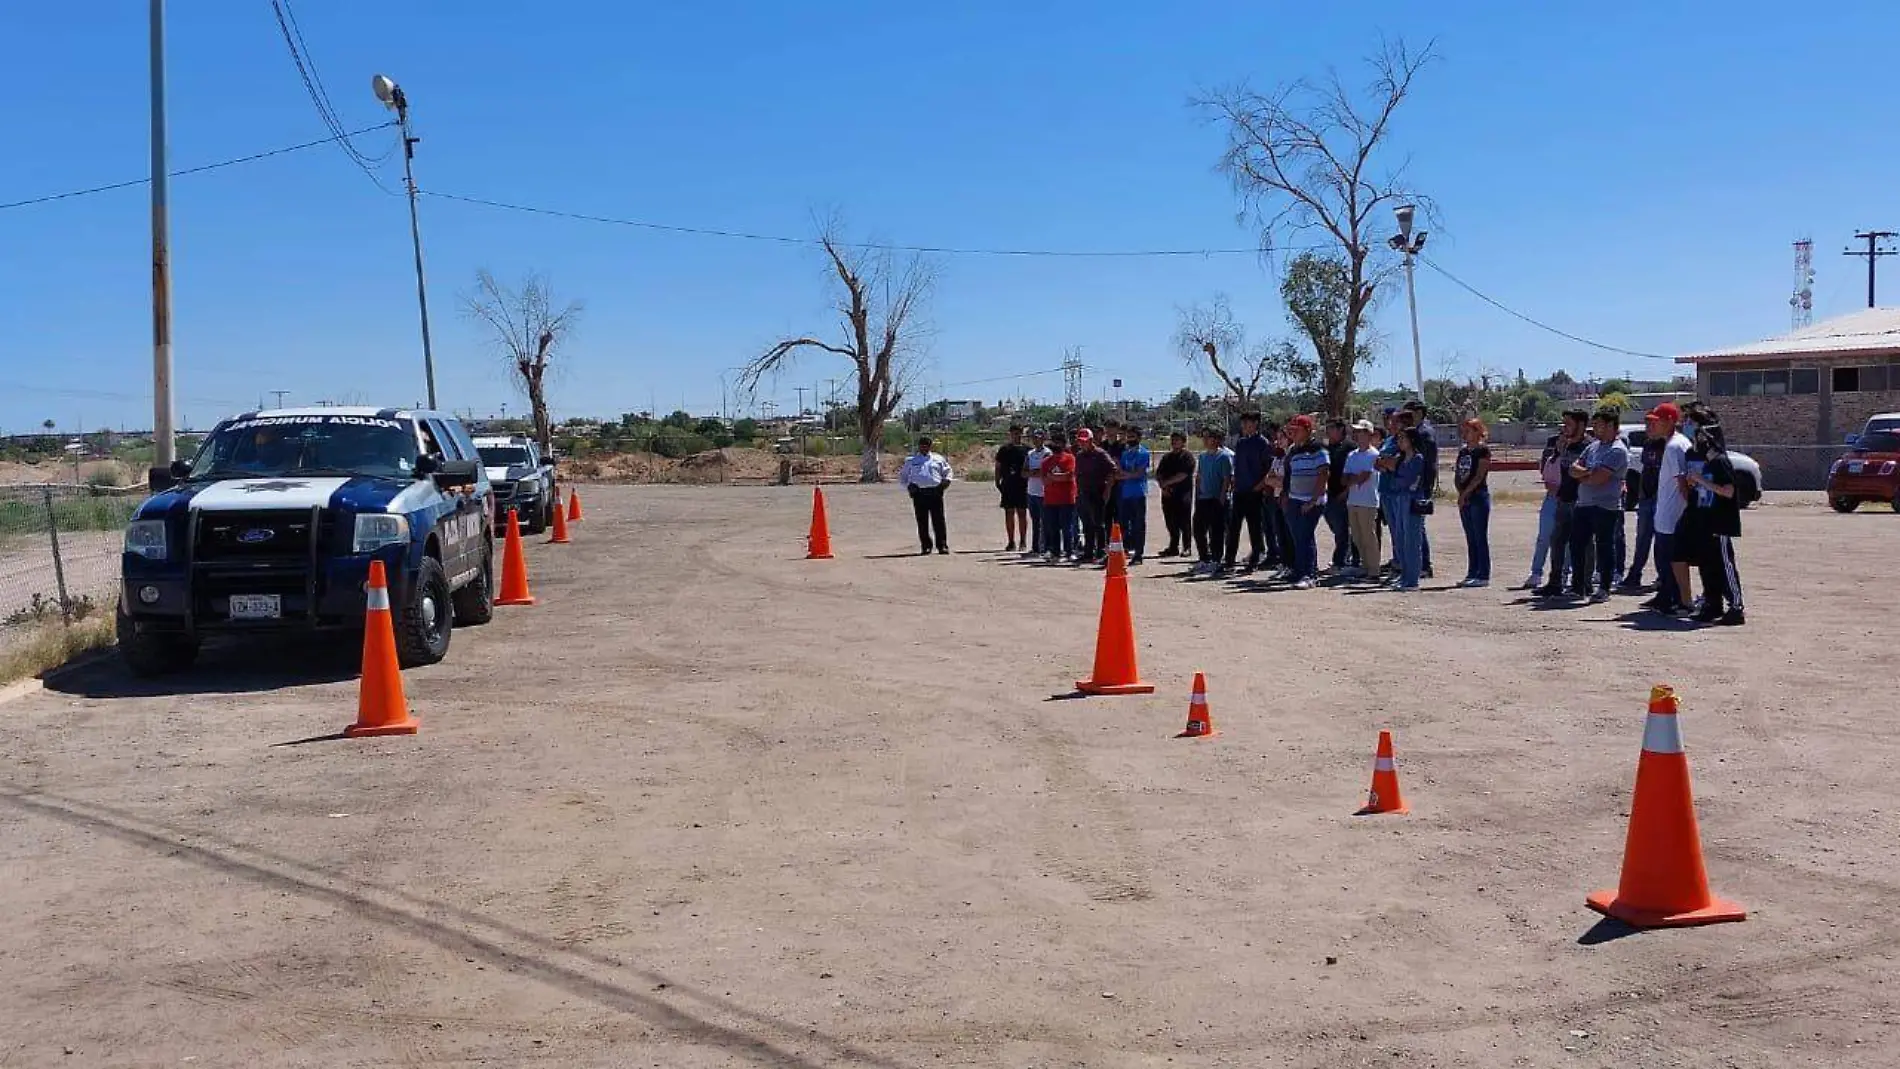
[[1024, 430, 1049, 557], [1280, 415, 1331, 588], [1114, 425, 1152, 564], [1568, 411, 1631, 602], [1528, 493, 1559, 588], [1454, 419, 1494, 586], [1386, 429, 1428, 590]]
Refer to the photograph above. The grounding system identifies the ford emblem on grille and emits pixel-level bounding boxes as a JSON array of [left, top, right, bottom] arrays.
[[236, 528, 277, 544]]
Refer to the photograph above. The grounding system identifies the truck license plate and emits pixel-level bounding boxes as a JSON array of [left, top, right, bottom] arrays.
[[1849, 461, 1864, 473], [229, 594, 282, 620]]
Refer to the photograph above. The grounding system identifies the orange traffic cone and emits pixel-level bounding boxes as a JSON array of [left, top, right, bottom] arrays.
[[548, 491, 571, 544], [496, 508, 537, 606], [1075, 528, 1152, 696], [1104, 522, 1127, 578], [1176, 672, 1215, 738], [1586, 685, 1746, 928], [1355, 730, 1408, 815], [806, 487, 835, 560], [567, 489, 584, 523], [344, 560, 418, 737]]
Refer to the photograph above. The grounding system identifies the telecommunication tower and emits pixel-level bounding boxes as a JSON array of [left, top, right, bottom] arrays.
[[1062, 348, 1084, 409], [1790, 239, 1814, 329]]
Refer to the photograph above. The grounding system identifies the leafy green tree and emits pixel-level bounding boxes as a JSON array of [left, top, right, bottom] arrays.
[[662, 410, 694, 430], [1282, 252, 1372, 415]]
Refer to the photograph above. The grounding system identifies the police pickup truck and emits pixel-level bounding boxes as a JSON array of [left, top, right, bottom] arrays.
[[117, 408, 497, 676], [473, 435, 556, 531]]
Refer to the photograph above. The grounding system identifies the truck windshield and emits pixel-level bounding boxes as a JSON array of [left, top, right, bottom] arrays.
[[478, 447, 530, 466], [188, 415, 420, 480]]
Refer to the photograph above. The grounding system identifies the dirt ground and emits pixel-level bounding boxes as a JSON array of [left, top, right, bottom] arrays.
[[2, 485, 1896, 1068]]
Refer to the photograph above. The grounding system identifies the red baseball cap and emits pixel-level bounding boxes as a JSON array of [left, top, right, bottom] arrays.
[[1646, 402, 1681, 422], [1074, 427, 1093, 442], [1290, 414, 1315, 430]]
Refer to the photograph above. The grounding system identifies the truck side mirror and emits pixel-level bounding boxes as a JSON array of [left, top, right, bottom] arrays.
[[148, 459, 192, 493], [414, 454, 442, 478], [433, 458, 480, 488]]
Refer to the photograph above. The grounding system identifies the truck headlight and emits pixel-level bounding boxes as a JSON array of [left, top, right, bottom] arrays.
[[353, 513, 410, 554], [124, 519, 168, 561], [517, 478, 541, 496]]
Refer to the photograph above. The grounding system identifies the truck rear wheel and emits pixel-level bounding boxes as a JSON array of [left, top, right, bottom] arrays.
[[1831, 495, 1860, 513], [394, 557, 454, 667], [116, 607, 198, 677], [450, 538, 495, 626]]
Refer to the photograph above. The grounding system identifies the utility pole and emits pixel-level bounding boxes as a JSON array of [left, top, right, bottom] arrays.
[[149, 0, 176, 473], [1389, 205, 1428, 399], [1843, 230, 1897, 308], [373, 75, 438, 409], [795, 386, 808, 452], [270, 389, 289, 409]]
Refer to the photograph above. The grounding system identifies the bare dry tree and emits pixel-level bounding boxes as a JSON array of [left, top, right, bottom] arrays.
[[1174, 295, 1270, 408], [462, 271, 582, 454], [1199, 37, 1435, 416], [739, 225, 933, 482]]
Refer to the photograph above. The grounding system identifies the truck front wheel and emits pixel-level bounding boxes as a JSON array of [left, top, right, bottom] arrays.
[[116, 607, 198, 677], [394, 557, 454, 667]]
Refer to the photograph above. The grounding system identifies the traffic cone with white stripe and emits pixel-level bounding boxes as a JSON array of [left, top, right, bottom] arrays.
[[497, 508, 537, 606], [1176, 672, 1215, 738], [344, 560, 418, 738], [1104, 522, 1127, 578], [1587, 685, 1746, 928], [1355, 730, 1407, 815], [1075, 523, 1152, 696]]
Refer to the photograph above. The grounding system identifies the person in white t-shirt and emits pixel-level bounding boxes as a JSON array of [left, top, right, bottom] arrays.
[[1645, 403, 1694, 615], [1341, 419, 1384, 579], [1023, 429, 1050, 557]]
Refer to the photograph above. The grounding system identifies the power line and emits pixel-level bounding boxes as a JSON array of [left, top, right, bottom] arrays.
[[1417, 255, 1675, 362], [418, 189, 1322, 258], [268, 0, 399, 194], [0, 123, 395, 212]]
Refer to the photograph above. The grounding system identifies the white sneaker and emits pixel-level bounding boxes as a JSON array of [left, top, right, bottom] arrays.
[[1466, 578, 1489, 588], [1292, 578, 1316, 590]]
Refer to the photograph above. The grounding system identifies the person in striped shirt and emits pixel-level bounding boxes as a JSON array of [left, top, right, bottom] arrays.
[[1279, 415, 1332, 590]]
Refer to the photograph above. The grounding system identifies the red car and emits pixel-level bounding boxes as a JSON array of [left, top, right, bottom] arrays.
[[1827, 413, 1900, 513]]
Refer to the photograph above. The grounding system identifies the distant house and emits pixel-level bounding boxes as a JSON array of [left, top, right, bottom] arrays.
[[1676, 307, 1900, 488]]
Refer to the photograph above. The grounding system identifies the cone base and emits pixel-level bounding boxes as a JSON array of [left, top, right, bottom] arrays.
[[549, 535, 570, 545], [1354, 803, 1410, 816], [497, 595, 537, 606], [1075, 680, 1155, 695], [344, 719, 419, 738], [1585, 890, 1746, 928], [1175, 729, 1217, 739], [807, 552, 834, 560]]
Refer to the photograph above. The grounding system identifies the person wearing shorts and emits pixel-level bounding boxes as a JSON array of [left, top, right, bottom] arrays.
[[994, 424, 1030, 551]]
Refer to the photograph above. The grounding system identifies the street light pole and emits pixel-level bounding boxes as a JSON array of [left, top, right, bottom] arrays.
[[373, 74, 438, 410], [1389, 204, 1428, 401], [149, 0, 176, 472]]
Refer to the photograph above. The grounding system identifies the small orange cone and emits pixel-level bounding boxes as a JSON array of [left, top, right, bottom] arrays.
[[1587, 685, 1746, 928], [344, 560, 418, 738], [567, 489, 584, 523], [496, 508, 537, 606], [806, 487, 835, 560], [1176, 672, 1215, 738], [548, 491, 571, 544], [1075, 527, 1152, 696], [1356, 730, 1408, 815]]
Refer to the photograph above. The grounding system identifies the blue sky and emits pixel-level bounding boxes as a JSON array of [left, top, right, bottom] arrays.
[[3, 1, 1898, 434]]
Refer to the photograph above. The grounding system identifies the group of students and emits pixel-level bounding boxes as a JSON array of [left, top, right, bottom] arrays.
[[1526, 400, 1745, 625], [920, 396, 1746, 624], [992, 423, 1158, 564]]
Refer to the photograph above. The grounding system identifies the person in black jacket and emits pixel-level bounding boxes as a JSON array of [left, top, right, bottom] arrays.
[[1402, 400, 1437, 578], [1324, 418, 1355, 571], [1680, 410, 1745, 625]]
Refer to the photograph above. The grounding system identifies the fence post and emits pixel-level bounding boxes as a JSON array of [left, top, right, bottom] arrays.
[[42, 485, 73, 625]]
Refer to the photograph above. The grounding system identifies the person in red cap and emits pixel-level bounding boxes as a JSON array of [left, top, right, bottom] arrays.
[[1644, 402, 1695, 615], [1280, 414, 1331, 589], [1071, 427, 1116, 563]]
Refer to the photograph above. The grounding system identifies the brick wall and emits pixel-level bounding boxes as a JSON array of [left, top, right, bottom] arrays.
[[1691, 356, 1900, 489]]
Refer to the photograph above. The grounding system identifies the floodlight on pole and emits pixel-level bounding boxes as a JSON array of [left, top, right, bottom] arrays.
[[1388, 204, 1428, 400]]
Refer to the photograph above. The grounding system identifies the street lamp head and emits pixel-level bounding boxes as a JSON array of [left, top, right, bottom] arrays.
[[1393, 203, 1416, 239], [371, 73, 402, 110]]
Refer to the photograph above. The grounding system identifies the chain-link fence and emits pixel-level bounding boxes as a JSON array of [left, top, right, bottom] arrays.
[[0, 483, 140, 663], [1723, 444, 1854, 493]]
